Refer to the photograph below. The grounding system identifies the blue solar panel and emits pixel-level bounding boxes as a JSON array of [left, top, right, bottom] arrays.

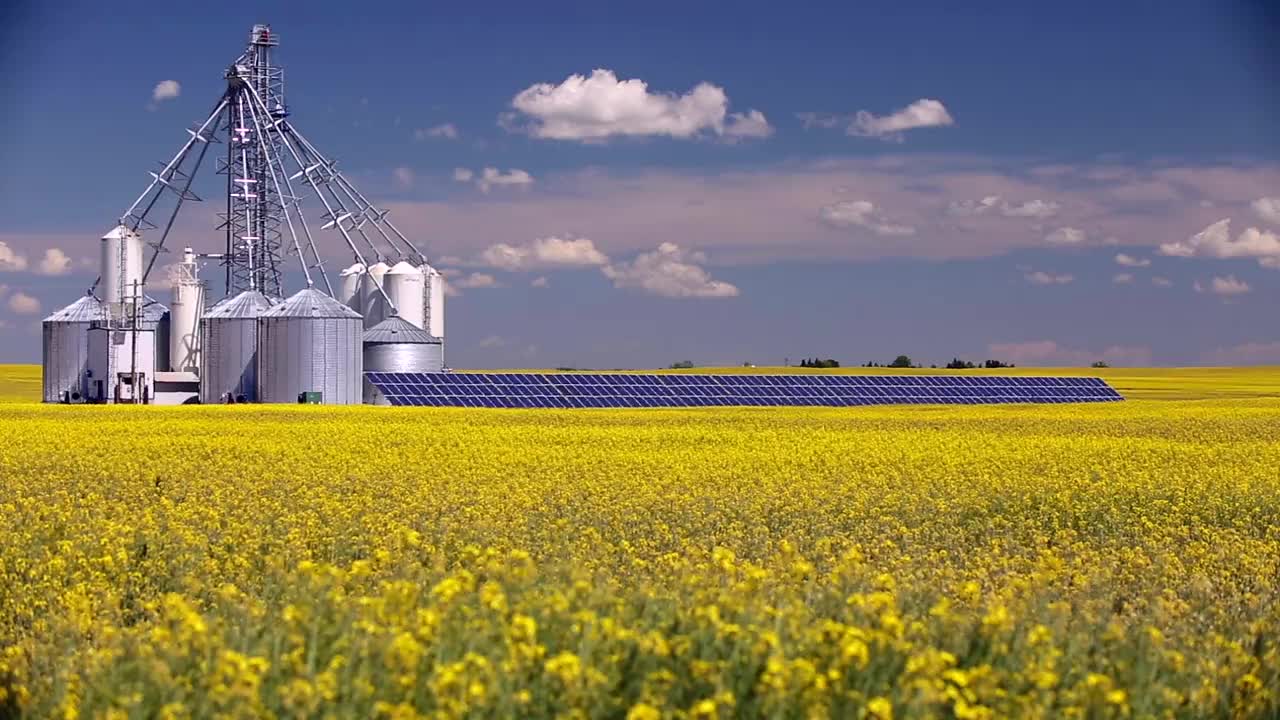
[[367, 373, 1124, 408]]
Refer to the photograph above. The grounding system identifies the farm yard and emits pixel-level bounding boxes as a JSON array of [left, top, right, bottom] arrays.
[[1, 367, 1279, 718]]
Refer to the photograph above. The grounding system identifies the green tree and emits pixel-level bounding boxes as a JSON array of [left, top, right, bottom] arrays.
[[890, 355, 913, 368]]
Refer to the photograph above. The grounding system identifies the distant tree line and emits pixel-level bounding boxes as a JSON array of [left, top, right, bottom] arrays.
[[944, 358, 1016, 369], [857, 356, 1018, 369], [799, 358, 841, 368]]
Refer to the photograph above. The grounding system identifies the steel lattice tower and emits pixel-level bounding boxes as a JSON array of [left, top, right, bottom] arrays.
[[114, 23, 430, 305], [220, 25, 288, 297]]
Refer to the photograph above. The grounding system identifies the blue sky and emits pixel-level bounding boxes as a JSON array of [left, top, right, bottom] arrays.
[[2, 0, 1279, 367]]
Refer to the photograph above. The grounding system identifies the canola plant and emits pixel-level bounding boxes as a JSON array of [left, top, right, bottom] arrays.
[[1, 391, 1279, 718]]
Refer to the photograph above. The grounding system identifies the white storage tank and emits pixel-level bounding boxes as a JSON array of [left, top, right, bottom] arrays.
[[361, 316, 443, 404], [257, 288, 363, 404], [140, 298, 171, 375], [360, 261, 390, 329], [422, 264, 445, 340], [199, 290, 275, 403], [383, 261, 425, 329], [169, 248, 205, 372], [100, 225, 144, 322], [41, 294, 108, 403], [338, 262, 365, 314]]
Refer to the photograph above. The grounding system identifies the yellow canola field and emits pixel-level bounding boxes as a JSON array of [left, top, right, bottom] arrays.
[[1, 373, 1280, 718]]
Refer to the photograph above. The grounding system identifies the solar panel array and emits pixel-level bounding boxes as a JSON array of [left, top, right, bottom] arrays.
[[365, 372, 1123, 408]]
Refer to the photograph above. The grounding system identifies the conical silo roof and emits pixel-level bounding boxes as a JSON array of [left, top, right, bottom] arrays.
[[141, 297, 169, 322], [43, 294, 107, 323], [362, 316, 440, 344], [262, 287, 362, 319], [203, 289, 275, 319]]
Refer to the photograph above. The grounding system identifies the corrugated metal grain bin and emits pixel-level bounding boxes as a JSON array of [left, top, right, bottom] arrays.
[[199, 290, 275, 403], [41, 294, 107, 402], [361, 316, 443, 404], [257, 288, 363, 404]]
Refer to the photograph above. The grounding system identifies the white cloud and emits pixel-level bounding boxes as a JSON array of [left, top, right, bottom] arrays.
[[1114, 253, 1151, 267], [476, 167, 534, 193], [946, 195, 1059, 219], [531, 276, 549, 288], [151, 80, 181, 105], [1044, 227, 1086, 245], [37, 248, 72, 276], [478, 334, 507, 348], [1151, 276, 1173, 287], [820, 201, 915, 236], [1112, 273, 1133, 284], [478, 236, 608, 271], [849, 99, 954, 140], [367, 159, 1280, 267], [7, 291, 40, 315], [453, 167, 534, 193], [1160, 219, 1280, 268], [946, 195, 1002, 217], [724, 110, 774, 140], [506, 69, 765, 142], [986, 340, 1152, 367], [1000, 199, 1060, 219], [415, 123, 459, 141], [1024, 270, 1073, 285], [0, 242, 29, 271], [1194, 274, 1250, 296], [1252, 197, 1280, 225], [453, 272, 499, 289], [392, 167, 414, 189], [602, 243, 738, 298]]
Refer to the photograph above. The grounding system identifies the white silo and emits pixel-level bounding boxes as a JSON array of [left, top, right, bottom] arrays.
[[169, 248, 204, 372], [338, 262, 365, 314], [384, 261, 426, 329], [257, 288, 363, 404], [100, 225, 144, 322], [199, 290, 275, 403], [41, 294, 108, 403], [360, 261, 390, 329], [362, 316, 443, 404], [140, 298, 172, 374], [422, 264, 445, 340]]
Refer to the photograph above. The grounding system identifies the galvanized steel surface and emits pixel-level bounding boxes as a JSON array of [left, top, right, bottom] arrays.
[[360, 262, 390, 329], [257, 288, 362, 404], [199, 290, 275, 403], [361, 316, 438, 344], [339, 263, 364, 314], [99, 225, 143, 312], [383, 262, 425, 329], [41, 295, 107, 402], [140, 300, 171, 373], [423, 264, 445, 340]]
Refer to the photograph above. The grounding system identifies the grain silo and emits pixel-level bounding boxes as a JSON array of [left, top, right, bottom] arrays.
[[41, 294, 108, 403], [168, 248, 205, 372], [256, 288, 363, 404], [99, 225, 144, 324], [360, 261, 390, 329], [383, 261, 425, 329], [362, 316, 443, 404], [140, 298, 171, 374], [199, 290, 275, 403], [422, 263, 445, 340], [338, 262, 364, 314]]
